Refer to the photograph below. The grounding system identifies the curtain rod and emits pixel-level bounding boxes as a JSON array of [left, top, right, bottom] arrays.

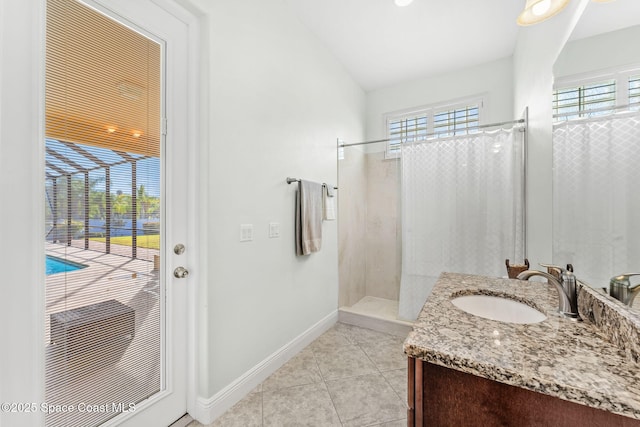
[[339, 118, 526, 147]]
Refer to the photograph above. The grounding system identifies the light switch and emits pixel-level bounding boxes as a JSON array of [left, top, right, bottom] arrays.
[[240, 224, 253, 242], [269, 222, 280, 238]]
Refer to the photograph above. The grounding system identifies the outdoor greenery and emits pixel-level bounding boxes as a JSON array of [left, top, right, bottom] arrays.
[[46, 176, 160, 222], [45, 174, 161, 246], [89, 234, 160, 250]]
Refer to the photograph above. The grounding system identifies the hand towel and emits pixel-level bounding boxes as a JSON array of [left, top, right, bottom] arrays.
[[323, 184, 336, 221], [295, 180, 323, 256]]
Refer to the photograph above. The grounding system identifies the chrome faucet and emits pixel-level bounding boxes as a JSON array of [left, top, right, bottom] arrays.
[[609, 273, 640, 306], [516, 263, 580, 319]]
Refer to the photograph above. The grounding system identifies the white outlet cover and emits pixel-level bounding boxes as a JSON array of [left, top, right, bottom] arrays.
[[240, 224, 253, 242], [269, 222, 280, 238]]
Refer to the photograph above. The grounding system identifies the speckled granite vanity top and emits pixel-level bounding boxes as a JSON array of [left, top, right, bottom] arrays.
[[403, 272, 640, 420]]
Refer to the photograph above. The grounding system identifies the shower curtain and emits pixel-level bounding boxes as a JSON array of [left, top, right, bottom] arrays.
[[552, 112, 640, 288], [398, 127, 525, 320]]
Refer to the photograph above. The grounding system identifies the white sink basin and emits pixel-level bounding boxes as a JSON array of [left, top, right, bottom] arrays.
[[450, 294, 546, 324]]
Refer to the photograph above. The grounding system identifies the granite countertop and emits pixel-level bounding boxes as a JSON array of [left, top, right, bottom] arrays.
[[403, 272, 640, 420]]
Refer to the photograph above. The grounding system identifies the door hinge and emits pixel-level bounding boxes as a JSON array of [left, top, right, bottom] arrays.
[[162, 118, 168, 135]]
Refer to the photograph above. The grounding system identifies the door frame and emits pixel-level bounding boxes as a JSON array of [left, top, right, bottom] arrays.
[[0, 1, 203, 426]]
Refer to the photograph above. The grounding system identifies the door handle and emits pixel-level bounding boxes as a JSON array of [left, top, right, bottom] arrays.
[[173, 266, 189, 279]]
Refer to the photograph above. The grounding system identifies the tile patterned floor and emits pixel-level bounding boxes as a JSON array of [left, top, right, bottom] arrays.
[[189, 323, 408, 427]]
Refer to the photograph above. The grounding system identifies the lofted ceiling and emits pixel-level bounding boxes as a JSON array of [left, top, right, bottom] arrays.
[[568, 0, 640, 41], [284, 0, 640, 92]]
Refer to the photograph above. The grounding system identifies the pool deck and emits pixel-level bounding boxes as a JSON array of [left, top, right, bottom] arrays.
[[45, 242, 160, 337]]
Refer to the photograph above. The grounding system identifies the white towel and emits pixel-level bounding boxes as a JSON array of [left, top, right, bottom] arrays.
[[295, 180, 323, 256], [323, 184, 336, 221]]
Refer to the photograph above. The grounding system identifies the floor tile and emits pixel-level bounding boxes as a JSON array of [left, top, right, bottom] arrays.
[[184, 322, 414, 427], [210, 391, 262, 427], [262, 347, 322, 391], [326, 373, 406, 427], [381, 368, 408, 405], [333, 323, 399, 345], [308, 327, 353, 353], [359, 337, 407, 372], [262, 382, 341, 426], [314, 344, 379, 380]]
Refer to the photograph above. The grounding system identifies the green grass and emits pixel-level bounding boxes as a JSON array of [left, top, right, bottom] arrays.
[[90, 234, 160, 250]]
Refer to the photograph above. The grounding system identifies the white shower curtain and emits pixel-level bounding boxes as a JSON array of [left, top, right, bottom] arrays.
[[398, 127, 525, 320], [553, 112, 640, 288]]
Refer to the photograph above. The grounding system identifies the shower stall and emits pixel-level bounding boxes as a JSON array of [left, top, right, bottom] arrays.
[[337, 119, 527, 328], [338, 139, 406, 329]]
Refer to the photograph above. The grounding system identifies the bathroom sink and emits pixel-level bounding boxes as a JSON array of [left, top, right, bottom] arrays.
[[450, 294, 546, 324]]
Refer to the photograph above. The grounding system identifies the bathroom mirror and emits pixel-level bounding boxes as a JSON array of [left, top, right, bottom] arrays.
[[552, 0, 640, 312]]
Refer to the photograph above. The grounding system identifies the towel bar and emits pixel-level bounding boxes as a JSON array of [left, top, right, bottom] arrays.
[[286, 177, 338, 189]]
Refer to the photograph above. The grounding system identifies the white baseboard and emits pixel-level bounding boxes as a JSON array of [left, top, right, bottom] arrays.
[[192, 310, 338, 425]]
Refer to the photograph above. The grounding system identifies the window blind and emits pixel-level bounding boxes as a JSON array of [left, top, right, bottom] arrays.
[[388, 114, 428, 153], [630, 75, 640, 109], [45, 0, 162, 426], [386, 102, 480, 157]]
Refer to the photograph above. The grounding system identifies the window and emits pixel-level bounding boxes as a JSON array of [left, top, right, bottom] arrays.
[[553, 80, 616, 121], [433, 105, 480, 137], [387, 113, 428, 154], [385, 99, 482, 157], [553, 67, 640, 122]]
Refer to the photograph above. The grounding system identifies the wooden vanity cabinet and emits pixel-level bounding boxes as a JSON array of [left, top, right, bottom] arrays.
[[407, 357, 640, 427]]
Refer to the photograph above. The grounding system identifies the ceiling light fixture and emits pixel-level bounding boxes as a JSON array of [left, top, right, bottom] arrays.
[[517, 0, 570, 26], [394, 0, 413, 7]]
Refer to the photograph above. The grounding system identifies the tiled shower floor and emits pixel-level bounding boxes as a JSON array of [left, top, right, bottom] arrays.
[[188, 322, 408, 426]]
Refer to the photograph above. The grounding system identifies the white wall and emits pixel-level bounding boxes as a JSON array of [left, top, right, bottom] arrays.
[[188, 0, 366, 397], [554, 25, 640, 79], [366, 56, 515, 142], [513, 0, 589, 267]]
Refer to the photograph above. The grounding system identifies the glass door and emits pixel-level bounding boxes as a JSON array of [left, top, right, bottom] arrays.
[[44, 0, 189, 425]]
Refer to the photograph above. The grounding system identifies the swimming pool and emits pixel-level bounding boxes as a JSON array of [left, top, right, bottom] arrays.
[[46, 256, 88, 275]]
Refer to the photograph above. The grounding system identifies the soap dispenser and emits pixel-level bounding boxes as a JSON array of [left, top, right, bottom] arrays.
[[609, 273, 640, 306]]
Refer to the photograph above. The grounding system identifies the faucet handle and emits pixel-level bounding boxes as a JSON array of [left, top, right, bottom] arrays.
[[611, 273, 640, 286], [539, 263, 566, 280], [539, 263, 574, 278], [610, 273, 640, 306]]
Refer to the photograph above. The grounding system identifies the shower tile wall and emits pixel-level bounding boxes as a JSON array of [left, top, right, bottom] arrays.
[[338, 146, 367, 307], [365, 152, 401, 301], [339, 148, 401, 307]]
